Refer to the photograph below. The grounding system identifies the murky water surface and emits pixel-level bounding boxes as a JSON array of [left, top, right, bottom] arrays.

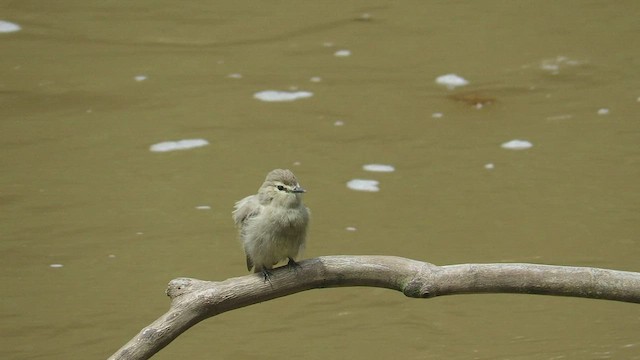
[[2, 1, 639, 359]]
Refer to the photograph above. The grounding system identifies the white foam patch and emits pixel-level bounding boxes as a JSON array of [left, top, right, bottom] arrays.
[[195, 205, 211, 210], [347, 179, 379, 192], [150, 139, 209, 152], [501, 139, 533, 150], [253, 90, 313, 102], [0, 20, 21, 33], [540, 56, 584, 74], [49, 264, 64, 268], [334, 49, 351, 57], [435, 74, 469, 89], [363, 164, 395, 172], [597, 108, 609, 115], [484, 163, 495, 170], [134, 75, 147, 82]]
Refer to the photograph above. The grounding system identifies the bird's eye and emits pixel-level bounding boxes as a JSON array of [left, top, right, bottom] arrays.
[[277, 185, 285, 191]]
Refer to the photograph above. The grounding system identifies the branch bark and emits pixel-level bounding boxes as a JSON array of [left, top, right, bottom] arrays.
[[107, 255, 640, 360]]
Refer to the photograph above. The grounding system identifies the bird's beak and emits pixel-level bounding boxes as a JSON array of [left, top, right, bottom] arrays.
[[291, 186, 306, 193]]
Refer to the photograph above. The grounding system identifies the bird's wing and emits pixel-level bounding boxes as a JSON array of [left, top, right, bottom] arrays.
[[233, 195, 262, 271], [232, 195, 261, 226], [245, 253, 254, 271]]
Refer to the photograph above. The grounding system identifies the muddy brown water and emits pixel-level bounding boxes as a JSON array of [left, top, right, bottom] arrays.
[[2, 1, 639, 359]]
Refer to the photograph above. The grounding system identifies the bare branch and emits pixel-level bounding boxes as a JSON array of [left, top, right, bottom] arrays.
[[107, 255, 640, 360]]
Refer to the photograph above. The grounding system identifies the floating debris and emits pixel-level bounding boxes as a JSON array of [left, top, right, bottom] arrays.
[[310, 76, 322, 82], [484, 163, 495, 170], [334, 120, 345, 126], [432, 112, 444, 118], [363, 164, 395, 172], [0, 20, 21, 33], [49, 264, 64, 268], [448, 91, 495, 107], [134, 75, 147, 82], [195, 205, 211, 210], [436, 74, 469, 89], [501, 140, 533, 150], [253, 90, 313, 102], [347, 179, 380, 192], [149, 139, 209, 152], [227, 73, 243, 79], [597, 108, 610, 115], [345, 226, 357, 231], [334, 49, 352, 57]]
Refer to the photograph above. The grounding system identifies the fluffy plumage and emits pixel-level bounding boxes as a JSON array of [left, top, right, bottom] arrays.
[[232, 169, 310, 276]]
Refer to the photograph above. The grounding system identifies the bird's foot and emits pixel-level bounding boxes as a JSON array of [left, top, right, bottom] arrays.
[[260, 269, 273, 283], [287, 258, 302, 272]]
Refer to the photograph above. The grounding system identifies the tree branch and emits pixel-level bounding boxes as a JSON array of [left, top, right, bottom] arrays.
[[107, 255, 640, 360]]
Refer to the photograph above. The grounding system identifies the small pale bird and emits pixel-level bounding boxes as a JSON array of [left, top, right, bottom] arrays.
[[232, 169, 310, 279]]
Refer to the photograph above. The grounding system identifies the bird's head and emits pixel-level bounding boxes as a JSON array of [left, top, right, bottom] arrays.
[[258, 169, 306, 206]]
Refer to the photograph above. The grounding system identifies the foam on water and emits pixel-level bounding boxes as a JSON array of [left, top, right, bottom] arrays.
[[501, 139, 533, 150], [150, 139, 209, 152], [363, 164, 395, 172], [347, 179, 380, 192], [435, 74, 469, 89], [0, 20, 21, 33], [334, 49, 351, 57], [254, 90, 313, 102], [539, 56, 585, 75]]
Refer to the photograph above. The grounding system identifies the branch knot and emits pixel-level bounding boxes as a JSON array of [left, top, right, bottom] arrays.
[[403, 262, 438, 298]]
